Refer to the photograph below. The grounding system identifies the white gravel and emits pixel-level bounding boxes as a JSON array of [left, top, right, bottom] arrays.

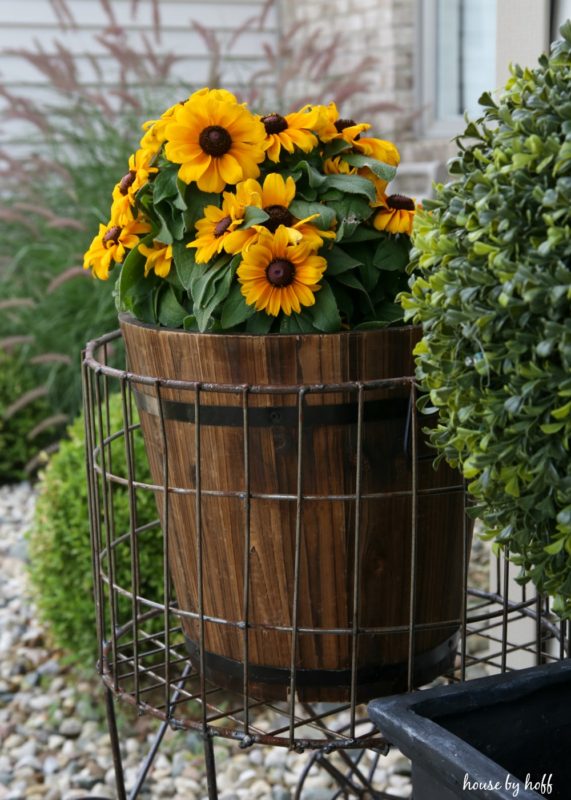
[[0, 482, 411, 799]]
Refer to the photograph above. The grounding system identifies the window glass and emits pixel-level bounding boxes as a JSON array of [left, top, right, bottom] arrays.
[[553, 0, 571, 36], [436, 0, 496, 121]]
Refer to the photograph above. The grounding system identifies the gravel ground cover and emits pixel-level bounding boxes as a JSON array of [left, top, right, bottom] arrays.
[[0, 482, 413, 800]]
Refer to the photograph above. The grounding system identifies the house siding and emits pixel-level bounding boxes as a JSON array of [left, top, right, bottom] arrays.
[[0, 0, 277, 143]]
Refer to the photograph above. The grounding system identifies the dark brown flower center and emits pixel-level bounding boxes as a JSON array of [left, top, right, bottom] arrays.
[[263, 205, 294, 233], [199, 125, 232, 157], [119, 170, 137, 195], [266, 258, 295, 287], [335, 118, 356, 132], [261, 114, 288, 135], [387, 194, 415, 211], [214, 215, 232, 237], [103, 226, 121, 246]]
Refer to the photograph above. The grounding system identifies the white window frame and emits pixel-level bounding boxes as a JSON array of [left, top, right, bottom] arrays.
[[552, 0, 571, 36], [416, 0, 497, 139], [416, 0, 466, 139], [417, 0, 555, 140]]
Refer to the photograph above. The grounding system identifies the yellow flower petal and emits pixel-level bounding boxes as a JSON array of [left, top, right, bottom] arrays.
[[218, 153, 244, 185]]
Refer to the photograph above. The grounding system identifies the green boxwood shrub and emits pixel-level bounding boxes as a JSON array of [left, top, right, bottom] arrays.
[[28, 393, 164, 667], [401, 25, 571, 618]]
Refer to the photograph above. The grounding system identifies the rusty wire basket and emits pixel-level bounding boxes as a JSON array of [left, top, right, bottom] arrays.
[[82, 328, 569, 800]]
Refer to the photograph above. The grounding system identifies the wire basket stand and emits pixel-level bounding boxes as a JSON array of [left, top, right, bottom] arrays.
[[82, 329, 569, 800]]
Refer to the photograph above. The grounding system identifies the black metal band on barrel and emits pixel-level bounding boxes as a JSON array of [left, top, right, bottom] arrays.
[[132, 387, 408, 428], [184, 631, 459, 698]]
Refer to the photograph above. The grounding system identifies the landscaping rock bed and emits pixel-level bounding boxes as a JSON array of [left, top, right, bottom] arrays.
[[0, 483, 412, 799]]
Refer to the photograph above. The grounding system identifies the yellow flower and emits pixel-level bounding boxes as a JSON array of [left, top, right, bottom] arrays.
[[111, 149, 158, 226], [188, 191, 255, 263], [354, 136, 400, 167], [314, 102, 371, 144], [260, 104, 324, 162], [140, 102, 180, 159], [83, 218, 151, 280], [373, 194, 416, 236], [138, 241, 173, 278], [238, 172, 335, 249], [238, 226, 326, 317], [164, 89, 266, 192], [323, 156, 357, 176]]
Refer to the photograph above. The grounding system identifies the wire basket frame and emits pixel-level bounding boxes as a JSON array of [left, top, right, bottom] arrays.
[[82, 328, 569, 758]]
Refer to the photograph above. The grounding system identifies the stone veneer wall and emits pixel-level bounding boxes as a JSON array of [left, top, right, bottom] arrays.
[[283, 0, 456, 188]]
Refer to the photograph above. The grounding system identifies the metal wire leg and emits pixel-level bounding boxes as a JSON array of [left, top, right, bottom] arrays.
[[105, 686, 127, 800], [203, 733, 219, 800]]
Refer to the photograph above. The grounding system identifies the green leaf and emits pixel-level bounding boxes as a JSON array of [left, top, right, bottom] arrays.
[[194, 273, 230, 331], [174, 179, 188, 211], [117, 235, 158, 312], [541, 422, 566, 434], [552, 401, 571, 420], [324, 245, 363, 275], [156, 284, 188, 328], [328, 195, 374, 240], [220, 284, 255, 329], [368, 301, 404, 324], [341, 153, 397, 182], [334, 271, 369, 293], [183, 189, 220, 234], [478, 91, 497, 108], [292, 160, 327, 189], [183, 314, 199, 331], [172, 241, 198, 291], [323, 138, 353, 158], [341, 227, 384, 243], [118, 244, 145, 307], [308, 281, 342, 332], [322, 173, 377, 202], [154, 199, 185, 242], [246, 312, 274, 334], [352, 320, 392, 330], [544, 539, 565, 555], [373, 236, 412, 271], [192, 256, 238, 332], [131, 293, 157, 324], [289, 200, 337, 230], [279, 313, 316, 333], [153, 166, 180, 205], [241, 206, 270, 228], [189, 265, 217, 311]]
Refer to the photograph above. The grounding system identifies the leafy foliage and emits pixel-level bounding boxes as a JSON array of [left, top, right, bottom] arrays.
[[102, 92, 413, 332], [0, 350, 57, 482], [27, 394, 163, 666], [401, 24, 571, 617]]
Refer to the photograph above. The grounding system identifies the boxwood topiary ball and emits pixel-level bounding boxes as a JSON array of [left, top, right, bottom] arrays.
[[401, 24, 571, 618]]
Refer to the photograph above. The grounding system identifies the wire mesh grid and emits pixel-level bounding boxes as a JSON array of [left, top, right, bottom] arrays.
[[82, 328, 569, 761]]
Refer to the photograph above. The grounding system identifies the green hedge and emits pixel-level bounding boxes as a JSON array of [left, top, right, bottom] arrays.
[[28, 393, 164, 666]]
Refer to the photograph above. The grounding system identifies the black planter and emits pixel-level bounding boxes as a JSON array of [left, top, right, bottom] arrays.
[[368, 659, 571, 799]]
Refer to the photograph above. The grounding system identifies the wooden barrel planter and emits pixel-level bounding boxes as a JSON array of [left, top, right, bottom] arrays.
[[120, 313, 468, 702]]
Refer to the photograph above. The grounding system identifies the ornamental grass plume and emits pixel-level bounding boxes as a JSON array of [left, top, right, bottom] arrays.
[[0, 0, 404, 475], [84, 89, 417, 333]]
